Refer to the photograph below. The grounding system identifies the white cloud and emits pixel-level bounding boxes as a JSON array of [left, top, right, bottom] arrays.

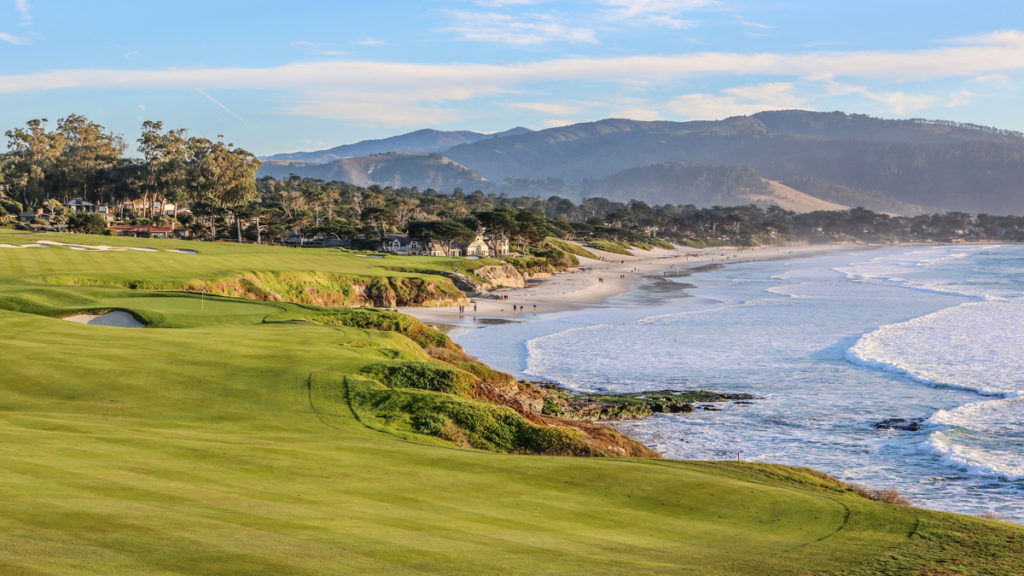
[[0, 31, 28, 45], [865, 91, 937, 115], [1, 31, 1023, 125], [358, 38, 387, 46], [291, 91, 460, 127], [15, 0, 30, 26], [668, 93, 767, 119], [607, 106, 663, 121], [291, 40, 348, 57], [669, 83, 806, 119], [597, 0, 717, 29], [511, 102, 585, 115], [442, 10, 597, 45], [809, 76, 938, 114], [5, 30, 1020, 95], [734, 14, 774, 30], [541, 118, 575, 128], [474, 0, 540, 5]]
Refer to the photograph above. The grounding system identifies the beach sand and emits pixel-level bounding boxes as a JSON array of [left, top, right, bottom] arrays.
[[401, 243, 857, 325]]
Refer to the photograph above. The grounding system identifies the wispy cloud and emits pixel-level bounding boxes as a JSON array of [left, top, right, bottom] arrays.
[[734, 15, 774, 30], [474, 0, 540, 6], [1, 31, 1022, 124], [442, 10, 597, 45], [597, 0, 717, 29], [195, 88, 249, 127], [292, 91, 460, 127], [291, 40, 347, 57], [810, 76, 938, 114], [15, 0, 30, 26], [1, 0, 32, 44], [107, 42, 140, 59], [358, 37, 387, 46], [669, 82, 805, 119], [0, 31, 29, 45], [607, 105, 663, 121], [947, 89, 974, 107]]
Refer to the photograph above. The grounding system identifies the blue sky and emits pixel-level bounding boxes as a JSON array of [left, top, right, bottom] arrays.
[[2, 0, 1023, 155]]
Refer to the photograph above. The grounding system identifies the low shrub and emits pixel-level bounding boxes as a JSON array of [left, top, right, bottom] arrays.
[[362, 361, 478, 396]]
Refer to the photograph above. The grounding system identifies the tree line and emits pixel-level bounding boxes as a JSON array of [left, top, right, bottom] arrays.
[[3, 114, 1024, 253], [0, 115, 260, 241]]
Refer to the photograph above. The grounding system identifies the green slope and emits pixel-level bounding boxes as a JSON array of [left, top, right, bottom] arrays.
[[0, 230, 1021, 575]]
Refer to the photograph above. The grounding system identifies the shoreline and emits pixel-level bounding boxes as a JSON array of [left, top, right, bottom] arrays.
[[401, 242, 866, 326]]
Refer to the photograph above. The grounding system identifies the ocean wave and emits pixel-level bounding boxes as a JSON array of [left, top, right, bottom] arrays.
[[835, 246, 1008, 300], [847, 301, 1024, 397], [926, 399, 1024, 481]]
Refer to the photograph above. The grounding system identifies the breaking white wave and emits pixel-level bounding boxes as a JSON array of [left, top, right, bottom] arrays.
[[928, 398, 1024, 480], [847, 300, 1024, 397], [836, 245, 1011, 301]]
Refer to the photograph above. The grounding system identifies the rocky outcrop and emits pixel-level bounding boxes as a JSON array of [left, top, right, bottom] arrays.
[[874, 418, 925, 431], [511, 386, 757, 422]]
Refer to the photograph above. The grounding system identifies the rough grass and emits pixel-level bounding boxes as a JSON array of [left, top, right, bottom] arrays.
[[544, 236, 596, 259], [583, 238, 634, 255], [0, 230, 1022, 575]]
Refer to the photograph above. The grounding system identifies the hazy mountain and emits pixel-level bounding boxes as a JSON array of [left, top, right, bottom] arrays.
[[262, 111, 1024, 215], [258, 153, 486, 190], [588, 163, 848, 213], [443, 112, 1024, 214], [264, 127, 532, 163]]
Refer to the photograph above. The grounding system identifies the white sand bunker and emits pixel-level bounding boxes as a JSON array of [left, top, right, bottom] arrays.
[[63, 310, 145, 328], [1, 241, 184, 253]]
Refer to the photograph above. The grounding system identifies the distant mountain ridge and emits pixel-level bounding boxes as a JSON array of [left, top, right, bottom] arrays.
[[260, 111, 1024, 215], [264, 127, 532, 163]]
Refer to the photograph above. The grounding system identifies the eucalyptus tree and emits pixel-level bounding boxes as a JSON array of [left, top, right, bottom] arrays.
[[55, 114, 126, 203], [186, 136, 261, 240], [4, 118, 64, 207], [138, 121, 189, 221]]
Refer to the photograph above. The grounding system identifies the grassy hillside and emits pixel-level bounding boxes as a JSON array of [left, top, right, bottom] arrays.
[[0, 230, 1022, 575]]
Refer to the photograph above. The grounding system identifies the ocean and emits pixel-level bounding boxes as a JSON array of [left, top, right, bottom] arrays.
[[452, 244, 1024, 522]]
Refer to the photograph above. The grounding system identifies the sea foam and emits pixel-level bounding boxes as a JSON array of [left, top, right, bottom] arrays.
[[847, 300, 1024, 397]]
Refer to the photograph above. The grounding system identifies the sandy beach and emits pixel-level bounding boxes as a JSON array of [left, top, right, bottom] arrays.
[[401, 243, 859, 325]]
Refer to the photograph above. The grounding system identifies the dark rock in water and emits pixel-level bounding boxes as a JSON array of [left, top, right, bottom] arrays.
[[540, 388, 755, 421], [874, 418, 924, 431]]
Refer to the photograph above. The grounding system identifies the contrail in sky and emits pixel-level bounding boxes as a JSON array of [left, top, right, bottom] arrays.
[[195, 87, 249, 127]]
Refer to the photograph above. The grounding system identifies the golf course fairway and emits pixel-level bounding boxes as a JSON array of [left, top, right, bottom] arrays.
[[0, 230, 1021, 575]]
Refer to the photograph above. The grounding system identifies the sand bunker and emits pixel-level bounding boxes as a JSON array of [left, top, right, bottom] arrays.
[[0, 243, 48, 249], [63, 310, 145, 328], [1, 240, 192, 254]]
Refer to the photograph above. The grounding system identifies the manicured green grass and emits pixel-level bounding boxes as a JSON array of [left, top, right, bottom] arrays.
[[1, 230, 1022, 575]]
